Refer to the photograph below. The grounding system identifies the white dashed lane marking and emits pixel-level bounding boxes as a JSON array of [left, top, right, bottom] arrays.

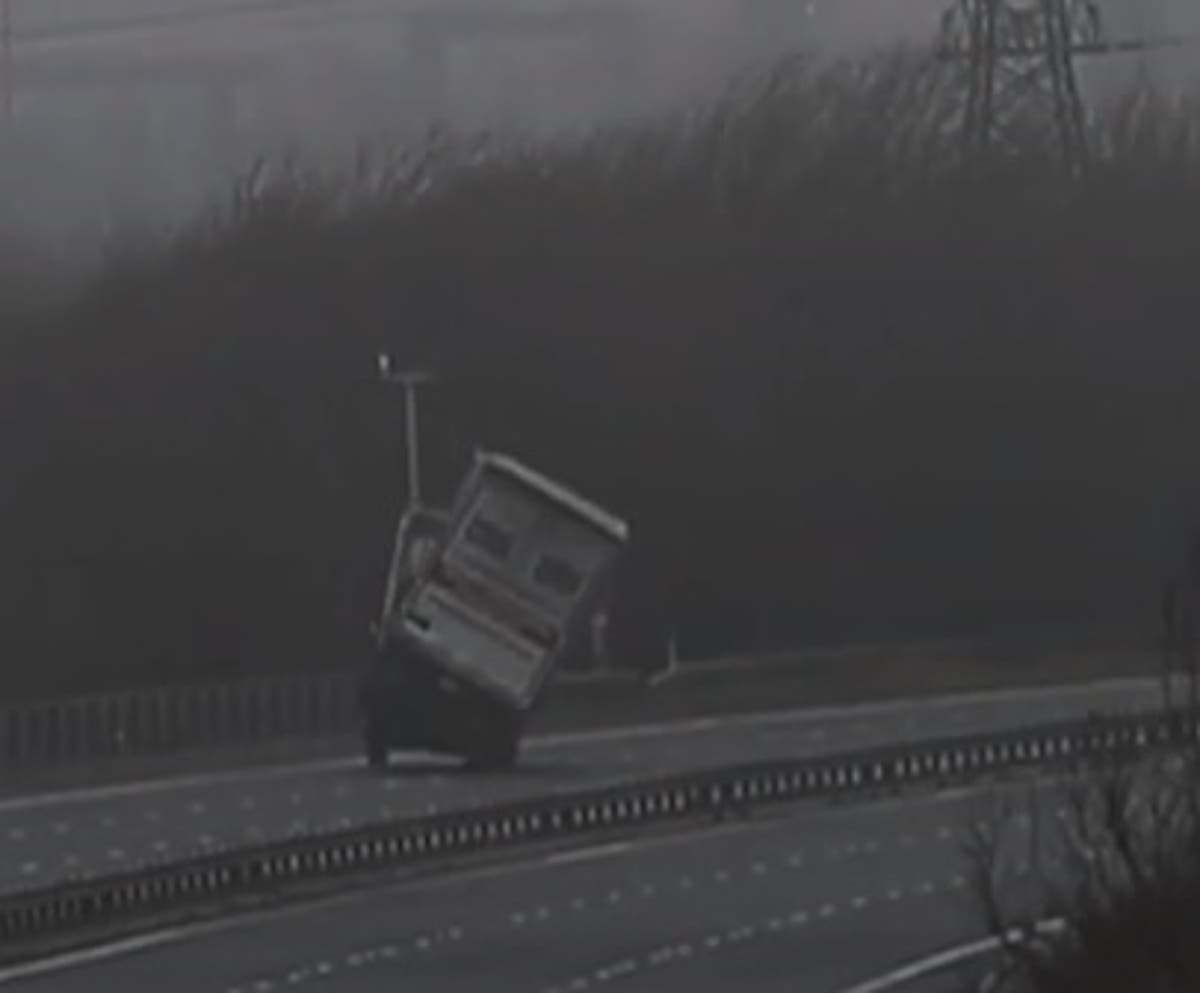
[[542, 872, 969, 993], [217, 823, 970, 993]]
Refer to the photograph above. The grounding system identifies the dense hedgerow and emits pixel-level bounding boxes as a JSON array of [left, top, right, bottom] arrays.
[[969, 725, 1200, 993], [1, 53, 1199, 694]]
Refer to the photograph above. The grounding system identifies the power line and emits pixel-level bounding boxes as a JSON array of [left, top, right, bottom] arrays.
[[11, 0, 1200, 52], [6, 0, 1198, 141]]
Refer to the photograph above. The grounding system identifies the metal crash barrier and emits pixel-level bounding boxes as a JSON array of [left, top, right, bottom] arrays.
[[0, 629, 1155, 774], [0, 706, 1192, 962], [0, 672, 361, 772]]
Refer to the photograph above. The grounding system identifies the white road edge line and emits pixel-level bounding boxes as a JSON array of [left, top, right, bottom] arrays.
[[542, 842, 633, 867], [833, 918, 1065, 993], [0, 929, 198, 985], [0, 676, 1158, 814]]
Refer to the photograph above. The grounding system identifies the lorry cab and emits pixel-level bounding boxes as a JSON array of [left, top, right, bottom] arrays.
[[364, 451, 628, 770], [376, 505, 449, 628]]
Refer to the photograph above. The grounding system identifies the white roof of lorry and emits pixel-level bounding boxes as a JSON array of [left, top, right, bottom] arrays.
[[476, 451, 629, 543]]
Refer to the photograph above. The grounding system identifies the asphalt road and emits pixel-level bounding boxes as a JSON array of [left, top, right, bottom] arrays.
[[0, 677, 1162, 895], [0, 780, 1074, 993]]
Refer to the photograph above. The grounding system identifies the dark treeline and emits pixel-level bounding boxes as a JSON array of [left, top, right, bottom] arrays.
[[1, 53, 1199, 696]]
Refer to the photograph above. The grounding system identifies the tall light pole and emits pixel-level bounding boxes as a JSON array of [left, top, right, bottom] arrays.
[[377, 354, 434, 513], [376, 354, 435, 635]]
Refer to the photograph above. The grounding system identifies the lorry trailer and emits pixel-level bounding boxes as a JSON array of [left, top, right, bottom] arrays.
[[361, 450, 629, 769]]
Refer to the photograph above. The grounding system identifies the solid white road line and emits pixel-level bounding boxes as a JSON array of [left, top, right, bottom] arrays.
[[542, 842, 633, 867], [834, 918, 1065, 993]]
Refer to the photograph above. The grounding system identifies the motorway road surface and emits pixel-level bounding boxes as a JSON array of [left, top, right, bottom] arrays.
[[0, 780, 1073, 993], [0, 677, 1160, 896]]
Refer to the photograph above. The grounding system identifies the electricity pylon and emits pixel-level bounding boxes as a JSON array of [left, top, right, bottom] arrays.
[[936, 0, 1103, 173]]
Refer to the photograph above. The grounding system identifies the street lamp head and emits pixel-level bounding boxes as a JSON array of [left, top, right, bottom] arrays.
[[377, 356, 435, 387]]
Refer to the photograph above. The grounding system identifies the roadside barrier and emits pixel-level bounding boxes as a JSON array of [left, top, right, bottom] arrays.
[[0, 629, 1150, 774], [0, 704, 1189, 963]]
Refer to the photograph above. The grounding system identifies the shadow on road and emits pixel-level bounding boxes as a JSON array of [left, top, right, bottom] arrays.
[[363, 754, 588, 782]]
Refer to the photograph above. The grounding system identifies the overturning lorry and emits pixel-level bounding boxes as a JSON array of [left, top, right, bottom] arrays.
[[361, 450, 629, 770]]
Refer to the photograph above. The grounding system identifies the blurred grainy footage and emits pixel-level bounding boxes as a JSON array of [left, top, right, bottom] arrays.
[[0, 0, 1195, 260], [3, 3, 1200, 993], [0, 0, 1199, 696]]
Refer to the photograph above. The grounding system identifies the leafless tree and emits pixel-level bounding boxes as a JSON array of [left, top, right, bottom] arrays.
[[965, 740, 1200, 993]]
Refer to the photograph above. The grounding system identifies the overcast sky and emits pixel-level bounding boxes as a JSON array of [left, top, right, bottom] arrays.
[[0, 0, 1196, 264]]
